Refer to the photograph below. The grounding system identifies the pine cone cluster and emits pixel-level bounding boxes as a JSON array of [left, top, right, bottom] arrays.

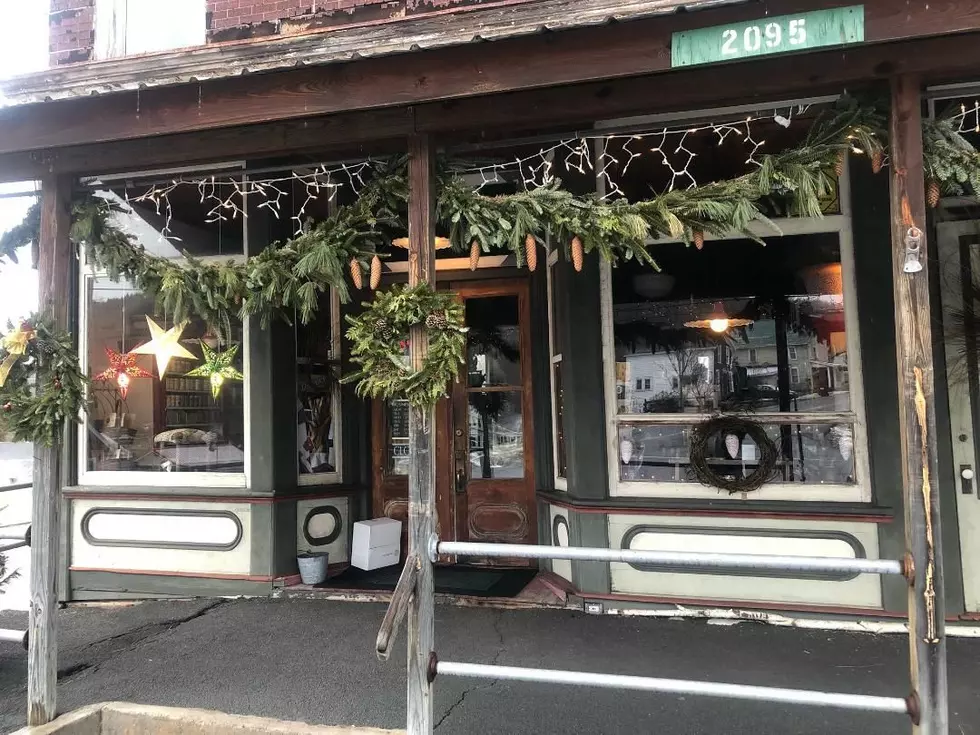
[[425, 312, 450, 330], [375, 319, 395, 341]]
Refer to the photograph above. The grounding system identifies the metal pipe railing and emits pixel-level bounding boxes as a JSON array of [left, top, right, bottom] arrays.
[[433, 539, 906, 578], [434, 661, 912, 717]]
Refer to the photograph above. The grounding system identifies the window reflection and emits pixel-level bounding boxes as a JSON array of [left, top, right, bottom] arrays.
[[469, 392, 524, 479], [613, 234, 850, 416]]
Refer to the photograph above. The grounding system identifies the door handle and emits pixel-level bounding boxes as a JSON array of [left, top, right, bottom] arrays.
[[961, 464, 974, 495], [455, 449, 467, 494]]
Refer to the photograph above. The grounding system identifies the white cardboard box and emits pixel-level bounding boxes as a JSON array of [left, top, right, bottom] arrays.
[[351, 518, 402, 571]]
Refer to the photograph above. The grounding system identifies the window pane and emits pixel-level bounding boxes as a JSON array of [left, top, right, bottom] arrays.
[[297, 293, 337, 478], [612, 234, 850, 414], [86, 276, 245, 473], [618, 422, 856, 485], [469, 391, 524, 479], [466, 296, 521, 387], [386, 399, 410, 476]]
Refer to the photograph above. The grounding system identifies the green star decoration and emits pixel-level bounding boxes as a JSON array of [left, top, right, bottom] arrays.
[[185, 342, 244, 398]]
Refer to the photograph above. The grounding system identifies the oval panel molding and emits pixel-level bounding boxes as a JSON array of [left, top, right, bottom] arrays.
[[621, 525, 867, 581], [303, 505, 343, 546], [552, 514, 570, 547], [82, 508, 243, 551], [469, 503, 528, 540]]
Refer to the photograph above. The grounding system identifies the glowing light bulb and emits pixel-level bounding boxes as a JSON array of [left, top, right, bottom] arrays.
[[709, 318, 730, 333], [116, 371, 131, 398]]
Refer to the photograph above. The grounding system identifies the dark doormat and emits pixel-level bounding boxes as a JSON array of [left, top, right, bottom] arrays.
[[320, 564, 537, 598]]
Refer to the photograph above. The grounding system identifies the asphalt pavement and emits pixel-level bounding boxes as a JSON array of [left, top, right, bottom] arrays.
[[0, 599, 977, 734]]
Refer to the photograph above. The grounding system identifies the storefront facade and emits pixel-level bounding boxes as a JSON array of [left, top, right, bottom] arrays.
[[2, 0, 979, 619]]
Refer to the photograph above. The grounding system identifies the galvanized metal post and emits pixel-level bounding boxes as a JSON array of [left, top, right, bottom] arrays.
[[406, 131, 437, 735], [889, 74, 948, 734]]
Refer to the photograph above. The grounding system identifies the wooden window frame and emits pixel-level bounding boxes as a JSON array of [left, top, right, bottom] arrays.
[[546, 242, 567, 490], [296, 287, 344, 487], [77, 165, 250, 489], [598, 131, 871, 503]]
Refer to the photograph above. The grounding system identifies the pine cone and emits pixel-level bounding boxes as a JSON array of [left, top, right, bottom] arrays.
[[375, 319, 394, 341], [370, 255, 382, 290], [525, 234, 538, 272], [350, 258, 364, 290], [834, 150, 846, 178], [469, 240, 481, 271], [571, 236, 584, 272], [871, 149, 883, 174], [425, 312, 450, 330], [692, 230, 705, 251], [927, 179, 941, 208]]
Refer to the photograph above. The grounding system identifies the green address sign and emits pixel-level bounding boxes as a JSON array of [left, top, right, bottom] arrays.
[[672, 5, 865, 68]]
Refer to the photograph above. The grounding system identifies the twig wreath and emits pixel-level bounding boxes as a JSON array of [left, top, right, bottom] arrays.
[[0, 316, 87, 446], [342, 284, 467, 410], [689, 416, 778, 494]]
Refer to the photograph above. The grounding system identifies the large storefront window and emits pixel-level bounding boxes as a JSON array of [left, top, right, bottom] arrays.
[[606, 225, 868, 500], [81, 178, 247, 481]]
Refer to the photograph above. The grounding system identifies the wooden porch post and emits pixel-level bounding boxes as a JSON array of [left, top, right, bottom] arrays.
[[29, 175, 72, 725], [406, 132, 437, 734], [888, 74, 948, 734]]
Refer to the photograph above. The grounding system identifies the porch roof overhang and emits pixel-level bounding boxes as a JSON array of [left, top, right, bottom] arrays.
[[0, 0, 745, 106], [0, 0, 979, 184]]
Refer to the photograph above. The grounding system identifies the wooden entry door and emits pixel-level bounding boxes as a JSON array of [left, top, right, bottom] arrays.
[[372, 278, 536, 565], [448, 280, 536, 563]]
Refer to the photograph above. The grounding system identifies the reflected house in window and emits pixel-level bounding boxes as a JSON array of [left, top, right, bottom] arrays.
[[612, 233, 857, 487]]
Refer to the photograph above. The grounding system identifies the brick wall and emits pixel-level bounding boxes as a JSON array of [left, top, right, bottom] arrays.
[[49, 0, 96, 66]]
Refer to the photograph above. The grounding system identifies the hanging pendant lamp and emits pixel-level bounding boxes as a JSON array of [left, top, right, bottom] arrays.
[[683, 301, 754, 334]]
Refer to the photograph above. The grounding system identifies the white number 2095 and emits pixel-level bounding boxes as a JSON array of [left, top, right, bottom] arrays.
[[721, 17, 807, 55]]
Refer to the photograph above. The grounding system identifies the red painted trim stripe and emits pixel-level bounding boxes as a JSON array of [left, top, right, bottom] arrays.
[[64, 489, 355, 504], [70, 566, 276, 582]]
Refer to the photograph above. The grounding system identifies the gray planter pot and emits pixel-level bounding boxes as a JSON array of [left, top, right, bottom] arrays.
[[297, 552, 329, 585]]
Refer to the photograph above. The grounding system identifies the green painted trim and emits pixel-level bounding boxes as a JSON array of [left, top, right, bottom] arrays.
[[537, 489, 895, 518], [569, 511, 610, 594], [849, 157, 908, 614], [927, 211, 967, 616], [530, 267, 555, 490], [250, 503, 274, 577], [555, 256, 609, 500], [273, 499, 299, 576]]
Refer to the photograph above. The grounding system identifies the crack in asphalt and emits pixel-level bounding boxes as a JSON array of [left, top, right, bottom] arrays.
[[434, 610, 506, 732], [57, 599, 227, 683]]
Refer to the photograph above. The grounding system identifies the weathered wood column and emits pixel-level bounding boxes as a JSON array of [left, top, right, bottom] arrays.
[[406, 132, 437, 734], [29, 175, 72, 725], [889, 75, 948, 734]]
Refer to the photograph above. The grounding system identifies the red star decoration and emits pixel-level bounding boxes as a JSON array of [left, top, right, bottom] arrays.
[[95, 347, 152, 399]]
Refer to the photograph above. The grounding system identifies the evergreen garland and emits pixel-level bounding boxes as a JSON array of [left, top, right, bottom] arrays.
[[923, 110, 980, 196], [0, 315, 87, 446], [342, 284, 467, 409], [0, 98, 976, 417]]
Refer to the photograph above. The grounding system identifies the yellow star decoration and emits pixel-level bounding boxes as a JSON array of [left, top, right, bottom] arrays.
[[130, 317, 196, 377]]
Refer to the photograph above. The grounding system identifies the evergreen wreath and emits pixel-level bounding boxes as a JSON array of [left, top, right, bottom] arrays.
[[342, 284, 467, 409], [689, 416, 778, 494], [0, 315, 87, 446]]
